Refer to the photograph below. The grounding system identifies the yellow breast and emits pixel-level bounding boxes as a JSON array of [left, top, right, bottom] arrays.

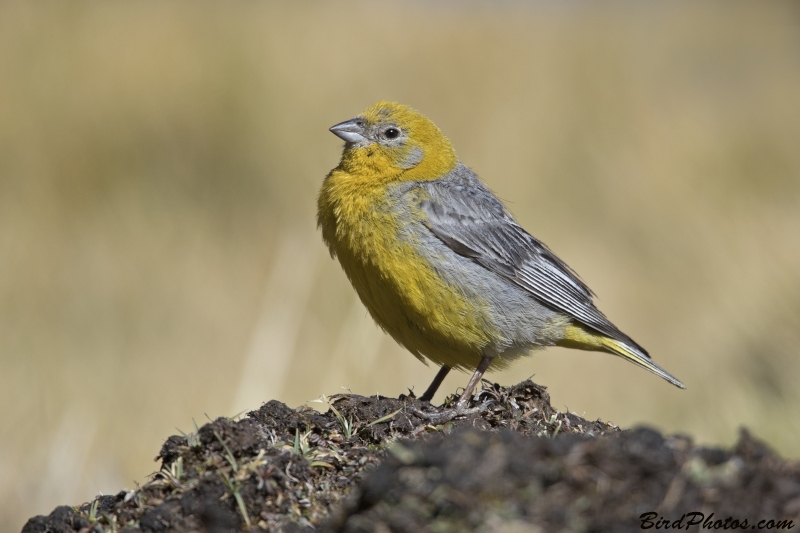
[[317, 169, 494, 370]]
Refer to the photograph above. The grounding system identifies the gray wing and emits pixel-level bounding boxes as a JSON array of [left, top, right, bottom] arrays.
[[418, 165, 646, 354]]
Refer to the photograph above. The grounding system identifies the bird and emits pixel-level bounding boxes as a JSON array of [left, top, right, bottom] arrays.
[[317, 101, 684, 411]]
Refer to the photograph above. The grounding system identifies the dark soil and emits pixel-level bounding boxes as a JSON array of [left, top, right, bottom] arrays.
[[22, 380, 800, 533]]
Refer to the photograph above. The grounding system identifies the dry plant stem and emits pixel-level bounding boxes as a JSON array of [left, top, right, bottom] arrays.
[[409, 403, 492, 425], [419, 365, 451, 402]]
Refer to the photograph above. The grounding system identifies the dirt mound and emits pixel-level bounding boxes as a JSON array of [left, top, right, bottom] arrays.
[[332, 428, 800, 532], [21, 381, 800, 532]]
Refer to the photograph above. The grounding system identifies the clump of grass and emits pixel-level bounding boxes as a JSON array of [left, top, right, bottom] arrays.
[[213, 430, 239, 471], [88, 500, 99, 523], [177, 420, 201, 449], [292, 428, 314, 458], [218, 469, 250, 530], [211, 430, 270, 529], [313, 395, 355, 439]]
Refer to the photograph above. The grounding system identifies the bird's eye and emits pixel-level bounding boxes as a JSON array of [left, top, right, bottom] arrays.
[[384, 128, 400, 139]]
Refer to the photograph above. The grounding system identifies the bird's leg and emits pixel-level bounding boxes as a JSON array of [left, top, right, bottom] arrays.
[[419, 365, 451, 402], [455, 354, 493, 410], [409, 355, 494, 424]]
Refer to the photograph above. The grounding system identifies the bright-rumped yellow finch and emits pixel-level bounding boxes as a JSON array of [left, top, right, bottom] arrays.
[[318, 102, 684, 409]]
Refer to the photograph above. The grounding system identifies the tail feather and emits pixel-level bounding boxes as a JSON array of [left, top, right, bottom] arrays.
[[600, 337, 686, 389], [557, 324, 686, 389]]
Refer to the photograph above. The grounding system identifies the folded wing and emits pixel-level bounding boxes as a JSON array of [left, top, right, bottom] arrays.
[[418, 165, 648, 356]]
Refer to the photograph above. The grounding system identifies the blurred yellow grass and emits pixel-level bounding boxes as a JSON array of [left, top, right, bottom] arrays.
[[1, 1, 799, 530]]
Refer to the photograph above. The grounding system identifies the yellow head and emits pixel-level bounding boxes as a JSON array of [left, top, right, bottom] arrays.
[[329, 102, 457, 181]]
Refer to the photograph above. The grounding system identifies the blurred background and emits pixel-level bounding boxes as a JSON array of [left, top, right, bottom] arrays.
[[1, 1, 799, 529]]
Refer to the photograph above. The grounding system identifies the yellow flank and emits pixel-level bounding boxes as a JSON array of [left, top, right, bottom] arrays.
[[318, 102, 495, 371], [559, 322, 647, 359], [557, 323, 606, 351]]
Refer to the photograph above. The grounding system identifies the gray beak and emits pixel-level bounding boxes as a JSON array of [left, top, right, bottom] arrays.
[[329, 118, 367, 143]]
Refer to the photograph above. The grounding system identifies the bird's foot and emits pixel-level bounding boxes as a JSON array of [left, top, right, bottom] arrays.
[[409, 399, 493, 425]]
